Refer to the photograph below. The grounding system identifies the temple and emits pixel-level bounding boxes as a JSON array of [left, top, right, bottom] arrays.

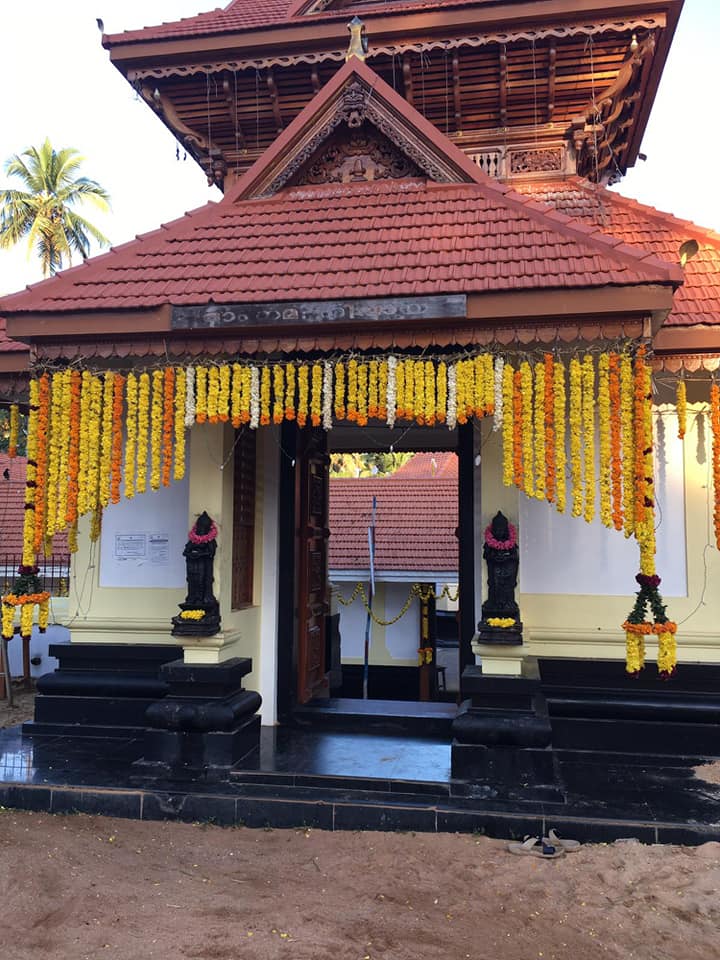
[[1, 0, 720, 828]]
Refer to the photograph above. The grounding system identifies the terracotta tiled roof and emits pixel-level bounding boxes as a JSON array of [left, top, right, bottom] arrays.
[[518, 178, 720, 328], [0, 456, 68, 558], [105, 0, 505, 46], [393, 451, 457, 479], [0, 319, 29, 355], [329, 474, 457, 573], [0, 179, 681, 314]]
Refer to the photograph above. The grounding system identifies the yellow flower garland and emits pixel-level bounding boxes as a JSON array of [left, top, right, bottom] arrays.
[[569, 357, 582, 518], [7, 404, 19, 458], [195, 366, 208, 424], [553, 359, 567, 514], [260, 366, 271, 426], [311, 363, 323, 427], [395, 360, 405, 420], [413, 360, 424, 426], [676, 379, 687, 440], [285, 362, 296, 421], [273, 364, 285, 424], [582, 354, 595, 524], [21, 379, 39, 567], [174, 366, 186, 482], [424, 360, 436, 426], [124, 373, 138, 499], [150, 369, 164, 491], [378, 360, 388, 421], [45, 372, 64, 540], [533, 361, 545, 500], [297, 364, 309, 427], [620, 353, 635, 538], [76, 371, 92, 517], [520, 361, 534, 498], [54, 370, 72, 533], [99, 371, 114, 510], [501, 361, 515, 487], [404, 360, 415, 422], [436, 361, 447, 424], [598, 353, 612, 528], [368, 360, 379, 419], [334, 361, 345, 420], [207, 365, 220, 423], [217, 365, 230, 423], [136, 372, 150, 495]]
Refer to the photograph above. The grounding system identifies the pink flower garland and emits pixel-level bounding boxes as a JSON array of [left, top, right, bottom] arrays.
[[484, 522, 517, 550], [188, 519, 218, 544]]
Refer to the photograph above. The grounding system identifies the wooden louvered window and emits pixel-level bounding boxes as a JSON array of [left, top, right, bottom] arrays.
[[231, 429, 256, 610]]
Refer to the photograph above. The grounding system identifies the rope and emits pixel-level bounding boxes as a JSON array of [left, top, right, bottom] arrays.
[[335, 581, 459, 627]]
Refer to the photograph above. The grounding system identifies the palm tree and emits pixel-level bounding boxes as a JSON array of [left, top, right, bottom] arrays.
[[0, 139, 110, 276]]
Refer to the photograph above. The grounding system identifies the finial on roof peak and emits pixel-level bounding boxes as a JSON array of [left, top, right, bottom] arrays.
[[346, 16, 369, 62]]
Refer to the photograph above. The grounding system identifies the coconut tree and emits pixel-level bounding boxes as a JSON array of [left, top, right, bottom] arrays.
[[0, 139, 110, 276]]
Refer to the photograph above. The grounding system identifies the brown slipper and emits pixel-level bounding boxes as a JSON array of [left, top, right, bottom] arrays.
[[546, 829, 581, 852]]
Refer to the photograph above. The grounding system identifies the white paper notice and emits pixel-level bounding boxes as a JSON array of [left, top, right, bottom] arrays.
[[114, 533, 146, 561], [148, 534, 170, 565]]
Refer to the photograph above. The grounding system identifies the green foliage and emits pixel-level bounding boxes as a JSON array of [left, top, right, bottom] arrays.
[[330, 451, 413, 478], [0, 139, 110, 276]]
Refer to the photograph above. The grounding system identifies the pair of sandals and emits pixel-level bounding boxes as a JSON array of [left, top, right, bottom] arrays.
[[507, 830, 580, 859]]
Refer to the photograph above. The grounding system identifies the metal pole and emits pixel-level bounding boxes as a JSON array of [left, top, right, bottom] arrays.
[[1, 636, 13, 708]]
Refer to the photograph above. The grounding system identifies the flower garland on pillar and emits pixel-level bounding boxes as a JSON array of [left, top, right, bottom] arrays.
[[598, 353, 612, 529], [582, 354, 595, 524], [543, 354, 555, 504], [569, 357, 582, 517], [622, 347, 677, 678], [553, 358, 566, 514], [609, 354, 623, 532], [533, 360, 545, 501], [7, 404, 19, 458]]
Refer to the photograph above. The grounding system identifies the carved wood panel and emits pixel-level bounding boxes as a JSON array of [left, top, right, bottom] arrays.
[[292, 122, 422, 186]]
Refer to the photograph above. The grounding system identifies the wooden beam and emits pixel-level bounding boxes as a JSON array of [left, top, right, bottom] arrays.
[[546, 40, 556, 122], [499, 46, 508, 127], [402, 53, 414, 108], [451, 51, 462, 134], [310, 64, 320, 93], [222, 72, 246, 150], [266, 68, 283, 133]]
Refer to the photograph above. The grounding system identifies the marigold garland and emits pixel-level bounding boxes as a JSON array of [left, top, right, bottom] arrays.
[[712, 382, 720, 549], [111, 373, 125, 501], [346, 359, 358, 423], [512, 367, 523, 489], [260, 366, 271, 426], [620, 353, 635, 537], [7, 404, 19, 458], [404, 360, 415, 422], [217, 365, 230, 423], [520, 361, 534, 498], [501, 362, 515, 487], [413, 360, 424, 426], [207, 365, 220, 423], [124, 373, 138, 500], [273, 364, 285, 425], [569, 357, 582, 518], [136, 372, 150, 495], [45, 372, 64, 539], [33, 374, 50, 553], [676, 379, 687, 440], [598, 353, 612, 528], [65, 370, 82, 526], [553, 359, 566, 514], [22, 379, 39, 568], [424, 360, 436, 426], [297, 364, 309, 428], [195, 366, 208, 424], [436, 361, 447, 425], [455, 359, 469, 426], [231, 363, 243, 428], [334, 361, 346, 421], [609, 354, 623, 531], [582, 355, 595, 524], [395, 359, 405, 422], [533, 361, 545, 501], [368, 360, 379, 420], [173, 368, 186, 483], [378, 360, 388, 421], [162, 367, 175, 488], [285, 363, 296, 421], [55, 370, 72, 533], [76, 371, 92, 518], [98, 372, 114, 511], [543, 354, 555, 504], [150, 369, 164, 491], [311, 363, 323, 427]]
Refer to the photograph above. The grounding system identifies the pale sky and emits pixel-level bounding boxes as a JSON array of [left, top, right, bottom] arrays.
[[1, 0, 718, 297]]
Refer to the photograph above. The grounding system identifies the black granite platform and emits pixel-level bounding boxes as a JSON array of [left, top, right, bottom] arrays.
[[1, 723, 719, 844]]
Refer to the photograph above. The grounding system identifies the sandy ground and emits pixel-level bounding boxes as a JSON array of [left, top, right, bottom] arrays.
[[0, 688, 35, 728], [0, 812, 719, 960]]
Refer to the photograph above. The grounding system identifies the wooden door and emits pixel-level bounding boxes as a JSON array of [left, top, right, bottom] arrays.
[[296, 427, 330, 704]]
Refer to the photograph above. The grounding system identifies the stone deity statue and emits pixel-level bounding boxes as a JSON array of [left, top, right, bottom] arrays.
[[172, 511, 221, 637], [478, 511, 522, 644]]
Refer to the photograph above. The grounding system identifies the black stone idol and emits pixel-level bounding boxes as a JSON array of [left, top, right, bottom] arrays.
[[476, 511, 523, 645], [172, 511, 221, 637]]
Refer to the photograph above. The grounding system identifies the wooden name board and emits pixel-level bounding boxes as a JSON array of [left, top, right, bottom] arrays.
[[171, 295, 467, 330]]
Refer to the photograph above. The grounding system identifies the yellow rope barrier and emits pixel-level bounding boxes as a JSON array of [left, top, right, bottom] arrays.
[[335, 582, 459, 627]]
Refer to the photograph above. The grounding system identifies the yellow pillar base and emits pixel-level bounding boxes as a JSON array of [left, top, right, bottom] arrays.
[[471, 637, 525, 677], [180, 629, 243, 665]]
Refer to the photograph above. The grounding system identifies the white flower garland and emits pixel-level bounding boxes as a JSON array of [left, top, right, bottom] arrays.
[[184, 366, 196, 428], [249, 366, 260, 429], [322, 361, 333, 431], [447, 364, 457, 431], [386, 355, 397, 428], [493, 356, 504, 432]]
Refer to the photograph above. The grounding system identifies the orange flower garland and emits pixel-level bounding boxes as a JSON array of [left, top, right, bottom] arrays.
[[520, 361, 534, 499], [598, 352, 612, 528], [346, 360, 358, 423], [368, 360, 379, 419], [334, 361, 346, 421], [162, 367, 175, 488], [65, 370, 82, 525], [311, 363, 323, 427], [260, 366, 271, 426], [273, 364, 285, 425], [424, 360, 436, 426], [285, 363, 296, 421], [533, 360, 545, 501], [195, 366, 208, 424], [297, 364, 309, 428]]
